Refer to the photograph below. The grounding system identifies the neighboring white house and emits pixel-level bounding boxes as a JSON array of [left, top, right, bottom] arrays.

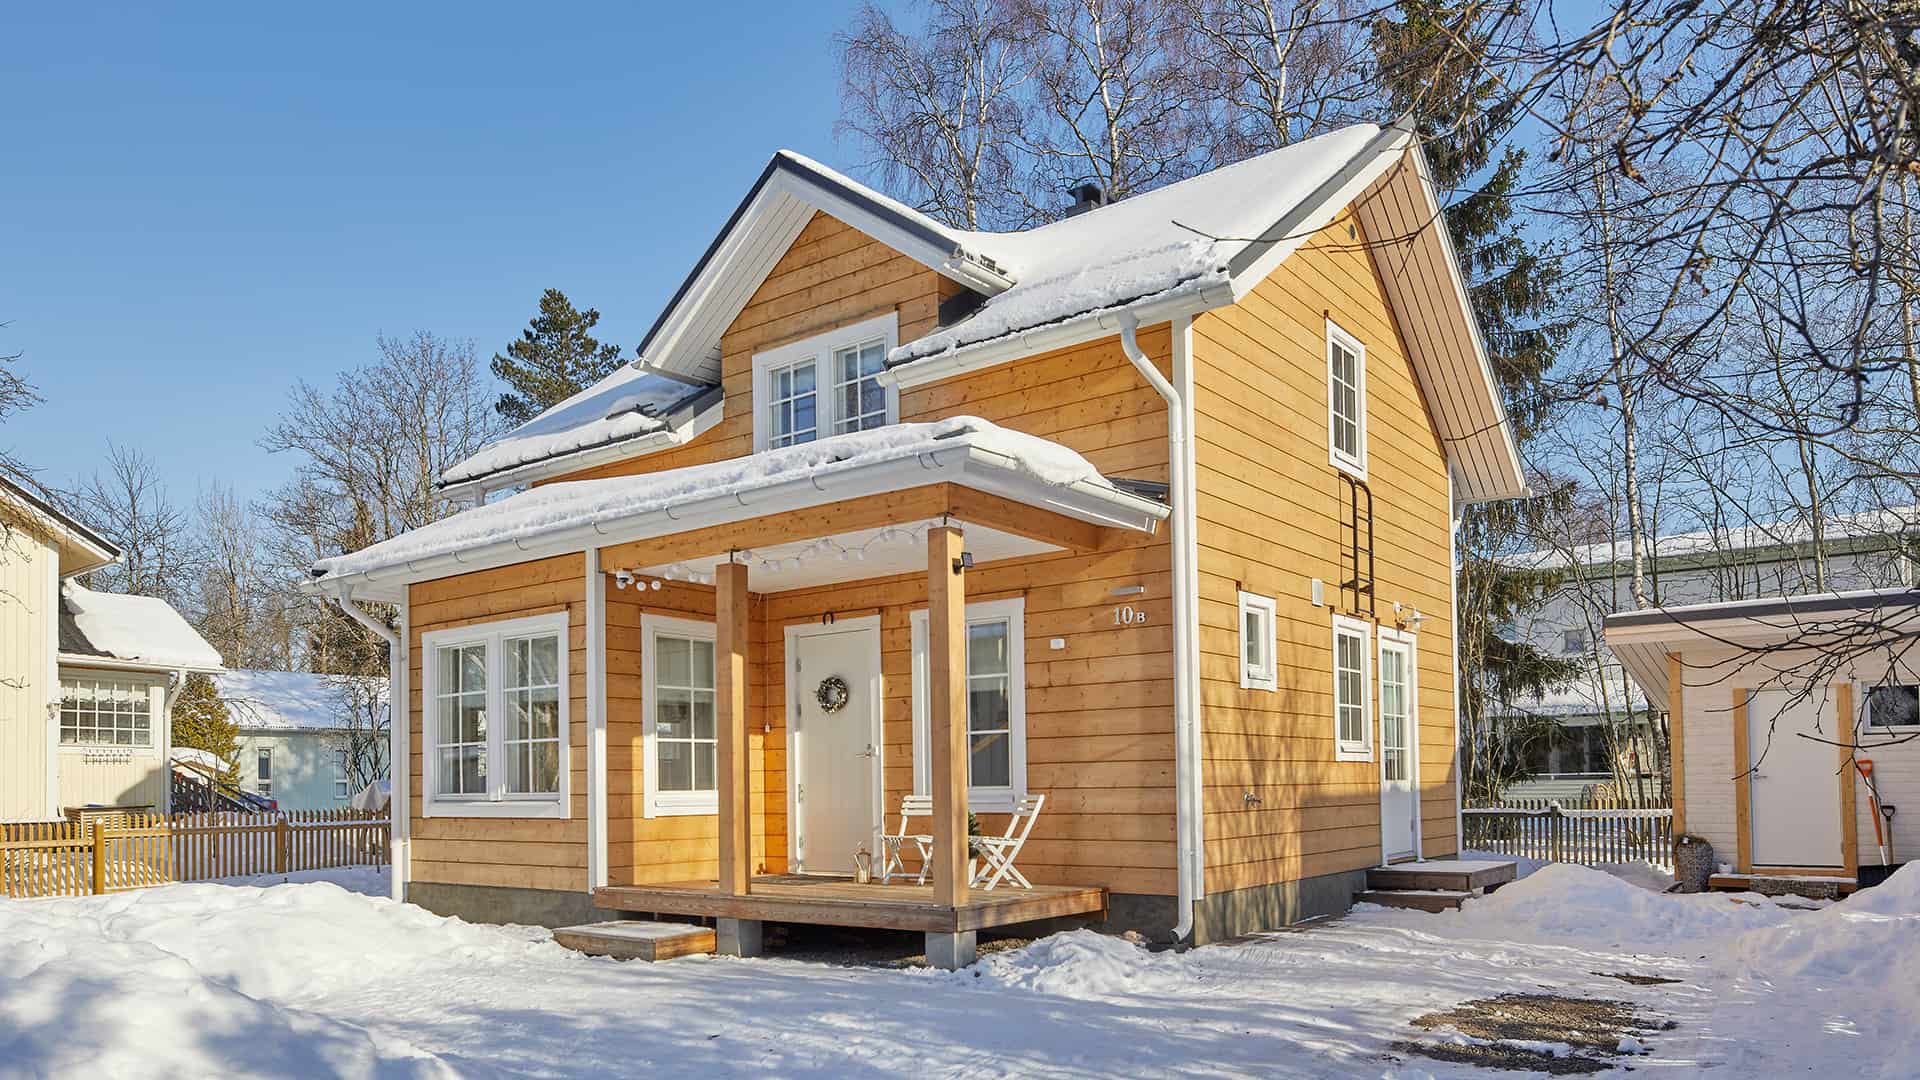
[[1, 476, 224, 821], [215, 669, 388, 811]]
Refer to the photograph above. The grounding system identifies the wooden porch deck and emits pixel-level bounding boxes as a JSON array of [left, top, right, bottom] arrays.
[[594, 874, 1108, 934]]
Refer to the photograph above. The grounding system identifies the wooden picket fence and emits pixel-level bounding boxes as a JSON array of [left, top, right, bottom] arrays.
[[1, 809, 388, 900], [1464, 802, 1674, 870]]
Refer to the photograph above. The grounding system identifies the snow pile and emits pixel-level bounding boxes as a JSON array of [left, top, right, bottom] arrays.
[[1445, 863, 1793, 951], [62, 581, 224, 670], [0, 885, 457, 1078], [216, 669, 385, 731], [961, 930, 1187, 998], [442, 366, 714, 488], [314, 417, 1115, 583], [1736, 863, 1920, 988]]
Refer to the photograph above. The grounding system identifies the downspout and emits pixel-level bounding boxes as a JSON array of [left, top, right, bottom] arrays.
[[331, 585, 406, 902], [1450, 469, 1465, 850], [1118, 313, 1205, 941], [161, 669, 187, 816]]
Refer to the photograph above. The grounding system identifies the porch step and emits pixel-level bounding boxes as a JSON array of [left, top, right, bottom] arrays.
[[1357, 888, 1474, 913], [552, 920, 715, 962], [1366, 859, 1517, 894], [1708, 873, 1856, 900]]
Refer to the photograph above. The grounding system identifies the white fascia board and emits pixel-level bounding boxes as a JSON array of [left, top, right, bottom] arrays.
[[57, 654, 224, 676], [882, 285, 1233, 391], [775, 170, 1011, 294], [439, 399, 724, 501], [303, 445, 1167, 602]]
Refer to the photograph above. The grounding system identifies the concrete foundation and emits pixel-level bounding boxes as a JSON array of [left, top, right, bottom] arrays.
[[716, 917, 764, 957], [1188, 867, 1371, 944], [924, 930, 977, 969], [407, 881, 603, 928]]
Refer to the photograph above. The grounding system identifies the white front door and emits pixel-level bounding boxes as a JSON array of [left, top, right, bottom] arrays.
[[1748, 687, 1842, 867], [789, 621, 882, 875], [1378, 633, 1419, 861]]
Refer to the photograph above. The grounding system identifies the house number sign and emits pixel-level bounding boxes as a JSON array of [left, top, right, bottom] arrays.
[[1113, 604, 1149, 626]]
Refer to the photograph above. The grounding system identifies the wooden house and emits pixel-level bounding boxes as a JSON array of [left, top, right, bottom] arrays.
[[306, 120, 1524, 963]]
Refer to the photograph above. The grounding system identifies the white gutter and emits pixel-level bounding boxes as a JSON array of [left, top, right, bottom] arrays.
[[56, 654, 223, 676], [439, 429, 681, 503], [883, 284, 1235, 392], [1116, 312, 1205, 941], [330, 585, 407, 903]]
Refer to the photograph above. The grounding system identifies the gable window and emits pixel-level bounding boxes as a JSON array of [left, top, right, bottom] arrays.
[[910, 597, 1027, 811], [58, 677, 152, 747], [1238, 591, 1278, 691], [752, 312, 899, 451], [1866, 683, 1920, 729], [257, 748, 273, 798], [1333, 615, 1373, 761], [1327, 319, 1367, 478], [420, 612, 570, 818], [641, 614, 718, 817], [1563, 628, 1590, 655]]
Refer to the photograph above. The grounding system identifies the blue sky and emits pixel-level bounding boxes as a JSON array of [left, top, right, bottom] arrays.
[[1, 2, 865, 501]]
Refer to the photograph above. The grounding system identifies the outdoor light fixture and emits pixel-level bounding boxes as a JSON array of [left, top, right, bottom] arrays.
[[953, 551, 974, 574], [614, 570, 634, 590]]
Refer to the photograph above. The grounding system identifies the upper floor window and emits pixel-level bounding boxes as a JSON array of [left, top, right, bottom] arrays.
[[59, 676, 152, 747], [752, 312, 898, 451], [1326, 319, 1367, 478], [420, 611, 570, 818]]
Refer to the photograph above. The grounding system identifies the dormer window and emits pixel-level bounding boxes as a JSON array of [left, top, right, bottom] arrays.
[[752, 312, 898, 451]]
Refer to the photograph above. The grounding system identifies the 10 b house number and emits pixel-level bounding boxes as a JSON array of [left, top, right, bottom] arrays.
[[1114, 604, 1149, 626]]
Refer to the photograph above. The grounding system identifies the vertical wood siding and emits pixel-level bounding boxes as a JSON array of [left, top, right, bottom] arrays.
[[1, 531, 54, 822]]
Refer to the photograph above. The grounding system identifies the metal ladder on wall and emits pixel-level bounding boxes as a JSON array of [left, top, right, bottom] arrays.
[[1338, 472, 1376, 619]]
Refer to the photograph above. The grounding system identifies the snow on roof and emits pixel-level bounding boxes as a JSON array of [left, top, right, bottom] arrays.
[[891, 124, 1384, 364], [1490, 668, 1647, 720], [440, 367, 718, 490], [215, 669, 386, 732], [1500, 506, 1920, 573], [313, 417, 1117, 585], [59, 582, 223, 671]]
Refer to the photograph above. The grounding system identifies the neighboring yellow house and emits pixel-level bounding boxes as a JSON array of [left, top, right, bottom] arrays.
[[1, 476, 224, 822], [308, 119, 1524, 960]]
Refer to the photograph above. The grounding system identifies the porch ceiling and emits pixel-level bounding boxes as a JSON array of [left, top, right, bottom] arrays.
[[629, 516, 1059, 593]]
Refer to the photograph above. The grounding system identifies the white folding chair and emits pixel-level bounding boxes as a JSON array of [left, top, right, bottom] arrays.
[[878, 794, 934, 884], [970, 794, 1045, 891]]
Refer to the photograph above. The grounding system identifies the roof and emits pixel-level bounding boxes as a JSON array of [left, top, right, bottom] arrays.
[[0, 474, 120, 577], [439, 367, 720, 494], [1489, 668, 1647, 721], [306, 416, 1169, 600], [1603, 586, 1920, 705], [58, 582, 224, 671], [214, 669, 386, 732], [1502, 506, 1920, 573]]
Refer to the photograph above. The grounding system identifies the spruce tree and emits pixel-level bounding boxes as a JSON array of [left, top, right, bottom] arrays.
[[172, 673, 241, 784], [1372, 0, 1582, 799], [490, 289, 627, 427]]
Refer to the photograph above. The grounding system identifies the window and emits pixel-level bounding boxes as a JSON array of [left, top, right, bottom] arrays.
[[910, 597, 1027, 811], [1238, 591, 1278, 691], [1378, 634, 1413, 784], [752, 312, 898, 451], [1333, 615, 1373, 761], [419, 612, 570, 818], [333, 748, 350, 800], [1326, 320, 1367, 477], [1563, 628, 1590, 655], [1865, 683, 1920, 729], [58, 677, 152, 747], [257, 748, 273, 798], [642, 614, 718, 817]]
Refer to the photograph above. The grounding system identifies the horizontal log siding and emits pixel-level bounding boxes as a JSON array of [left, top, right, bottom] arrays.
[[1192, 211, 1460, 894]]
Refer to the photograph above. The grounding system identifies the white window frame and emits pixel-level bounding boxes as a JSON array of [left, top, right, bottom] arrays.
[[419, 611, 572, 819], [257, 747, 273, 798], [1861, 680, 1920, 732], [1332, 613, 1374, 762], [751, 311, 899, 452], [333, 747, 350, 800], [56, 675, 157, 749], [641, 613, 720, 818], [1326, 318, 1368, 479], [1238, 591, 1278, 691], [909, 597, 1027, 813]]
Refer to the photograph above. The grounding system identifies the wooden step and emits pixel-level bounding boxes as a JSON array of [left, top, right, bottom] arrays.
[[1708, 873, 1855, 899], [1357, 889, 1473, 913], [1367, 859, 1517, 893], [552, 920, 715, 962]]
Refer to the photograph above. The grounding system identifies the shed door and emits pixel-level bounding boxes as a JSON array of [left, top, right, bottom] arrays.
[[1747, 688, 1842, 868]]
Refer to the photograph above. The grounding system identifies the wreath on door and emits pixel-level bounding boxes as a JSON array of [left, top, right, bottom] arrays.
[[815, 675, 851, 714]]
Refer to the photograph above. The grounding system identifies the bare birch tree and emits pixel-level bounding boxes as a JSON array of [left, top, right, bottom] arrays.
[[66, 443, 196, 605]]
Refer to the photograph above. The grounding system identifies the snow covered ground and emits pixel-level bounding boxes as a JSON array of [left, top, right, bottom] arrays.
[[3, 861, 1915, 1078]]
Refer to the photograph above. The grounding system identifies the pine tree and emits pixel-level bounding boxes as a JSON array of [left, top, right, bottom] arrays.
[[490, 289, 627, 428], [172, 673, 241, 784], [1371, 0, 1581, 799]]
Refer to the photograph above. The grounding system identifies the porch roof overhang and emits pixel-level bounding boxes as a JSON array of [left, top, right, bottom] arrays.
[[303, 418, 1167, 603]]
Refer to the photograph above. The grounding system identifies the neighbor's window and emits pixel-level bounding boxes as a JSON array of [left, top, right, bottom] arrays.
[[911, 597, 1028, 811], [1238, 591, 1278, 691], [642, 614, 718, 817], [1866, 683, 1920, 729], [333, 748, 350, 800], [58, 677, 152, 747], [1333, 615, 1373, 761], [420, 612, 570, 818], [257, 748, 273, 798], [1563, 628, 1590, 655], [1327, 320, 1367, 477], [753, 312, 898, 451]]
